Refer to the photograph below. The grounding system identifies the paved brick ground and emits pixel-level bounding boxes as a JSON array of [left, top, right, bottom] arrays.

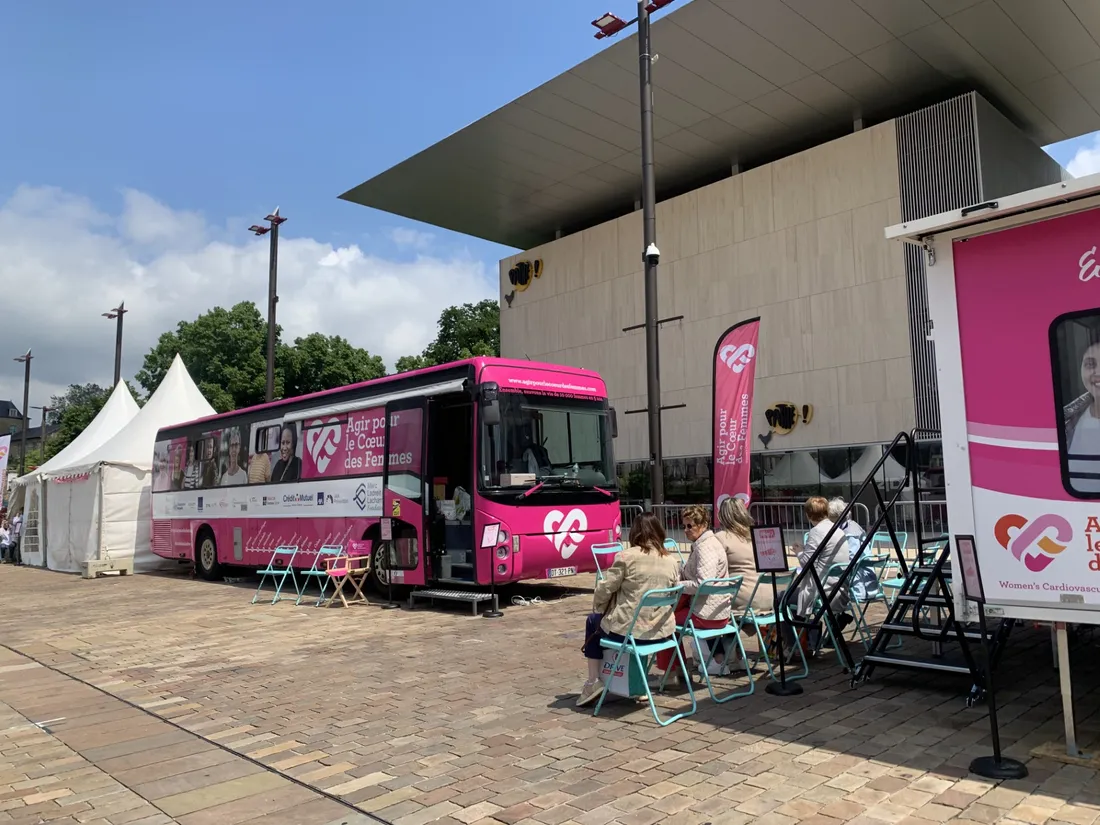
[[0, 564, 1097, 825]]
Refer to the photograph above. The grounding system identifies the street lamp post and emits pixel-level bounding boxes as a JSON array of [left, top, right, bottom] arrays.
[[13, 350, 32, 475], [249, 207, 287, 403], [592, 0, 676, 504], [102, 302, 128, 386], [31, 405, 53, 464]]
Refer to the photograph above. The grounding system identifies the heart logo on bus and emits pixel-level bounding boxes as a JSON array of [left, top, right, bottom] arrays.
[[305, 418, 342, 474], [545, 508, 587, 560]]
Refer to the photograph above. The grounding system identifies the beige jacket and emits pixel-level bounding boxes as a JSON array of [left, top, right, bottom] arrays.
[[594, 545, 681, 639], [715, 529, 770, 611], [680, 530, 731, 621]]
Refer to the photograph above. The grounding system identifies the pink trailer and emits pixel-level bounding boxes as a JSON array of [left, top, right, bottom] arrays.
[[887, 172, 1100, 761]]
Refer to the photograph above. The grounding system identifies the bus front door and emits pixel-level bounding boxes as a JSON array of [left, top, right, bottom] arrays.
[[380, 397, 428, 587]]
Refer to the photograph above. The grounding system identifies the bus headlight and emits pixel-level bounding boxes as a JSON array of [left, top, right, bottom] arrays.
[[496, 546, 509, 560]]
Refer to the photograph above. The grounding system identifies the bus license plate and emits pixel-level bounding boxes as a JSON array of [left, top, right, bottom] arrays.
[[547, 566, 577, 578]]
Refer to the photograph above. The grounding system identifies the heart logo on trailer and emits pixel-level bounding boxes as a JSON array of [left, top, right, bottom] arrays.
[[545, 508, 587, 560], [305, 419, 342, 474], [994, 513, 1072, 572]]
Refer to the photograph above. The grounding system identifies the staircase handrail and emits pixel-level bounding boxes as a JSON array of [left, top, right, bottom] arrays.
[[778, 431, 916, 671]]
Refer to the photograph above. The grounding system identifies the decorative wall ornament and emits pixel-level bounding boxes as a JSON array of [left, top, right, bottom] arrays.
[[504, 259, 543, 307]]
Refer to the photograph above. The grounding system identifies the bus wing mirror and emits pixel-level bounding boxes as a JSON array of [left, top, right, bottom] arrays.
[[480, 382, 501, 427], [610, 407, 619, 439]]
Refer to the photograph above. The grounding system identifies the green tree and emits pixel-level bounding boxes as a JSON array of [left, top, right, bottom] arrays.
[[283, 332, 385, 397], [394, 354, 431, 374], [137, 302, 389, 413], [395, 299, 500, 372], [137, 302, 271, 412]]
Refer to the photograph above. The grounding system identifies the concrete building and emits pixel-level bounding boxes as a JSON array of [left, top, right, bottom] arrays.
[[343, 0, 1100, 504]]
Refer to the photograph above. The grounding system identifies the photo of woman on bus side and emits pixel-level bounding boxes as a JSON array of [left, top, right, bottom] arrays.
[[220, 427, 247, 486], [577, 512, 680, 708], [270, 422, 302, 483], [201, 433, 221, 488], [1063, 332, 1100, 493]]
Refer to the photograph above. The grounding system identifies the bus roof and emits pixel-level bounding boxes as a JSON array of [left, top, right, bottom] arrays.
[[158, 356, 605, 434]]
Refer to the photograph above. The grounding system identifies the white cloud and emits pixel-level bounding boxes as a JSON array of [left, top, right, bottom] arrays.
[[0, 185, 495, 413], [1067, 134, 1100, 178], [389, 227, 434, 249]]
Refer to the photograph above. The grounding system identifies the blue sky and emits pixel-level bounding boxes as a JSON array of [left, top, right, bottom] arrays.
[[0, 0, 628, 263], [1, 0, 1099, 407]]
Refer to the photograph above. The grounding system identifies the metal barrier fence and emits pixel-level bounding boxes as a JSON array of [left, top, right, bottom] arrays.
[[874, 499, 949, 542], [620, 500, 871, 546]]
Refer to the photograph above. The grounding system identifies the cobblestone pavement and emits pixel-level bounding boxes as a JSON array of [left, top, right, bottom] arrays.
[[0, 565, 1097, 825]]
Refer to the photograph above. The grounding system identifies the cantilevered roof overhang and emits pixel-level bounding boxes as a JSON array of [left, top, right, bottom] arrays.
[[341, 0, 1100, 250]]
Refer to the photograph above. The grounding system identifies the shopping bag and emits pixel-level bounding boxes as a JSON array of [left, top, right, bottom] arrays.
[[600, 649, 649, 697]]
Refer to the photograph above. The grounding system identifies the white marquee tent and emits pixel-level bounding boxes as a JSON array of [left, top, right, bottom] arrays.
[[43, 355, 214, 573], [11, 381, 140, 568]]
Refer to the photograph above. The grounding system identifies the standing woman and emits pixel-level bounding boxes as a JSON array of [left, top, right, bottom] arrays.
[[577, 512, 680, 707]]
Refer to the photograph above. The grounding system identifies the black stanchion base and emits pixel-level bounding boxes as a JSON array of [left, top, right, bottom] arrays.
[[766, 680, 804, 696], [381, 603, 400, 610], [479, 594, 501, 620], [969, 756, 1028, 780]]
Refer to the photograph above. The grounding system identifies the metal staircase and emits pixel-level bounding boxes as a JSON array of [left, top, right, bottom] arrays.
[[781, 428, 1014, 697]]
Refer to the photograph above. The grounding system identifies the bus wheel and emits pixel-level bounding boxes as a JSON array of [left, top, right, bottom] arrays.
[[196, 530, 221, 581], [368, 539, 393, 595]]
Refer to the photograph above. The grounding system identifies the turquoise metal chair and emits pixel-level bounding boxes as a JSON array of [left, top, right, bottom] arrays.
[[663, 538, 687, 566], [734, 572, 809, 682], [252, 546, 300, 605], [592, 585, 696, 727], [591, 542, 623, 581], [671, 576, 754, 703], [298, 545, 345, 606]]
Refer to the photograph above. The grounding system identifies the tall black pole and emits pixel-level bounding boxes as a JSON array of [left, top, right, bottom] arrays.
[[18, 352, 32, 475], [114, 309, 124, 386], [266, 221, 279, 404], [638, 1, 663, 505]]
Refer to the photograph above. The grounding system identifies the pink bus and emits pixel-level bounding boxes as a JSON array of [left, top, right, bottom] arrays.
[[151, 357, 622, 592]]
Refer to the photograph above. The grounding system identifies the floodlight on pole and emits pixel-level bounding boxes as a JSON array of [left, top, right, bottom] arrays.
[[592, 12, 629, 38], [103, 301, 128, 386], [248, 206, 286, 402], [588, 0, 678, 504]]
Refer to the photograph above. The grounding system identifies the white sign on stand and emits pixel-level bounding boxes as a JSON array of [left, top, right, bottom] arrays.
[[750, 524, 788, 573]]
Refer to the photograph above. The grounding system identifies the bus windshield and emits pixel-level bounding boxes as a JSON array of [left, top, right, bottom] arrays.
[[479, 392, 616, 493]]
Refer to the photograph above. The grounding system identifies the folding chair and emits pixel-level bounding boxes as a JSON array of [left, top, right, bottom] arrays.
[[672, 576, 754, 703], [298, 545, 345, 606], [592, 542, 623, 581], [592, 585, 697, 726], [320, 551, 371, 608], [252, 546, 300, 605], [734, 572, 809, 682], [663, 538, 687, 566]]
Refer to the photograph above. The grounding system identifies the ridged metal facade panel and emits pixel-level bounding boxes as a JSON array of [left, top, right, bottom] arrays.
[[896, 93, 983, 433]]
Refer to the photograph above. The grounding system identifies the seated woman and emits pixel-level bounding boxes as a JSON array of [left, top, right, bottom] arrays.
[[794, 496, 853, 631], [715, 497, 771, 612], [655, 505, 731, 679], [578, 512, 680, 707]]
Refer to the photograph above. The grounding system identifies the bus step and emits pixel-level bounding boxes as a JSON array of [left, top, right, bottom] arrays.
[[409, 588, 499, 617]]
